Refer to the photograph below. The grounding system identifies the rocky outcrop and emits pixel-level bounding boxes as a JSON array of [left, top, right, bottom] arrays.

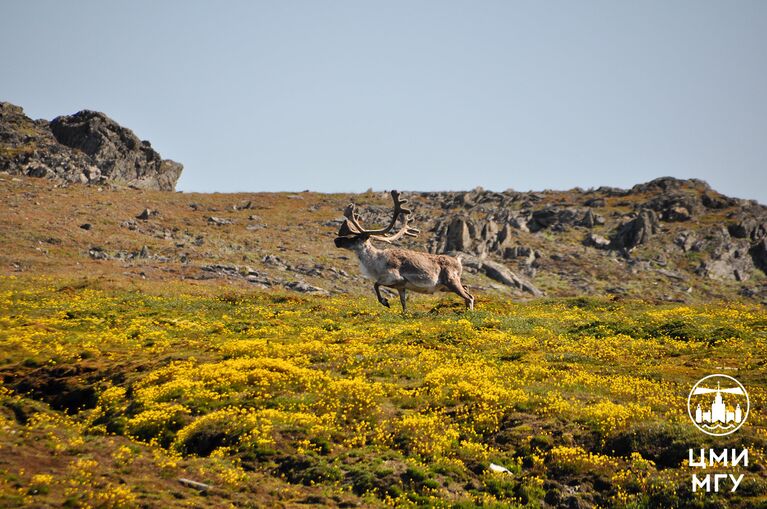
[[398, 179, 767, 299], [0, 101, 182, 190], [460, 255, 542, 296], [610, 210, 660, 251], [728, 210, 767, 242], [527, 206, 601, 232], [629, 176, 710, 194], [443, 217, 476, 252], [696, 241, 754, 281], [642, 193, 698, 222], [751, 239, 767, 273], [1, 102, 93, 183]]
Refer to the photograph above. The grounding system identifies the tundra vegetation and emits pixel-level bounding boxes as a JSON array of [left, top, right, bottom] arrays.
[[2, 169, 767, 507], [1, 276, 766, 508]]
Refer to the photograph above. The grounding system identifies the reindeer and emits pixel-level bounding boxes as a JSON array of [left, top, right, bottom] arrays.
[[334, 190, 474, 312]]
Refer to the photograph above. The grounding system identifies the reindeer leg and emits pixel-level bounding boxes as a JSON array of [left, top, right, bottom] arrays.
[[374, 283, 390, 308], [463, 283, 475, 311], [446, 278, 474, 310], [397, 288, 407, 313]]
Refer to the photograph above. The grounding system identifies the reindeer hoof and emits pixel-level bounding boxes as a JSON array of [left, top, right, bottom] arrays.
[[380, 298, 390, 308]]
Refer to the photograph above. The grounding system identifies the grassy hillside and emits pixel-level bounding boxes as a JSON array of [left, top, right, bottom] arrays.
[[1, 174, 767, 507], [1, 276, 765, 508], [1, 174, 765, 306]]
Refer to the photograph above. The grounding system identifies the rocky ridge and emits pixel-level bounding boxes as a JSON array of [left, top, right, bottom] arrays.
[[0, 101, 182, 190], [350, 177, 767, 303]]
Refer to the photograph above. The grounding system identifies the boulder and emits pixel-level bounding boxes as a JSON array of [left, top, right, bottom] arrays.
[[207, 216, 233, 226], [728, 212, 767, 242], [577, 209, 605, 228], [584, 233, 611, 249], [629, 176, 710, 194], [495, 223, 514, 251], [751, 239, 767, 274], [285, 281, 330, 295], [501, 245, 537, 265], [1, 102, 93, 183], [528, 207, 560, 232], [610, 209, 659, 250], [642, 193, 699, 221], [702, 192, 738, 209], [460, 255, 543, 296], [696, 235, 754, 281], [583, 197, 606, 207], [50, 110, 182, 191], [136, 208, 158, 220], [674, 231, 699, 252], [508, 214, 530, 232], [443, 217, 475, 252], [526, 206, 594, 232]]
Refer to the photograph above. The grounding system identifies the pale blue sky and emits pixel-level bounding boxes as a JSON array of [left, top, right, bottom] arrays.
[[3, 1, 766, 202]]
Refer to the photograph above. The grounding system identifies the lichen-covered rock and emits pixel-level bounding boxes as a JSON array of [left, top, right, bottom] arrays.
[[444, 216, 475, 252], [610, 209, 660, 250], [728, 211, 767, 242], [696, 241, 754, 281], [751, 239, 767, 273], [0, 101, 182, 190]]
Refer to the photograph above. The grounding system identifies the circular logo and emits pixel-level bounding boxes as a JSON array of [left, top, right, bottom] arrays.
[[688, 374, 749, 436]]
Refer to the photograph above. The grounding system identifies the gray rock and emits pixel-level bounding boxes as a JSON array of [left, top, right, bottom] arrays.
[[527, 206, 591, 232], [643, 192, 699, 221], [528, 207, 560, 232], [285, 281, 330, 295], [495, 224, 514, 251], [697, 240, 754, 281], [702, 192, 738, 209], [1, 102, 93, 184], [674, 231, 698, 252], [88, 246, 109, 260], [584, 233, 611, 249], [578, 210, 597, 228], [630, 176, 710, 194], [657, 269, 686, 281], [49, 110, 182, 191], [444, 217, 474, 252], [508, 214, 529, 232], [610, 209, 659, 250], [666, 206, 692, 221], [751, 239, 767, 273], [728, 213, 767, 242], [584, 197, 606, 207], [201, 263, 241, 278], [136, 208, 157, 220], [1, 102, 181, 190], [207, 216, 233, 226], [501, 246, 537, 265], [460, 255, 542, 296]]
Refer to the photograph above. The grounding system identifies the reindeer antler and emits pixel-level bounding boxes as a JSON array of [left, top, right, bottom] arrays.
[[339, 190, 420, 242]]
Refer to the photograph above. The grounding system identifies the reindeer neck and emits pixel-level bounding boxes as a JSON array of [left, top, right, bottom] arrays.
[[352, 239, 387, 263], [352, 239, 378, 256]]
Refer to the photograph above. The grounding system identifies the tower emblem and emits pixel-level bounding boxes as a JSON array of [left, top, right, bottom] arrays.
[[688, 374, 749, 436]]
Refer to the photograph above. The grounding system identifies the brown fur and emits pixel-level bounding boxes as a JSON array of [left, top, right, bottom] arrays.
[[334, 190, 474, 312], [335, 237, 474, 312]]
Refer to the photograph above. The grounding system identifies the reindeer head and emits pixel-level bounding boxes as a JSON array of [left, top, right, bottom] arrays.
[[334, 190, 420, 249]]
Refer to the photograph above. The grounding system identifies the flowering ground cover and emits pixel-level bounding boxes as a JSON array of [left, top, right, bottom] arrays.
[[0, 276, 766, 508]]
